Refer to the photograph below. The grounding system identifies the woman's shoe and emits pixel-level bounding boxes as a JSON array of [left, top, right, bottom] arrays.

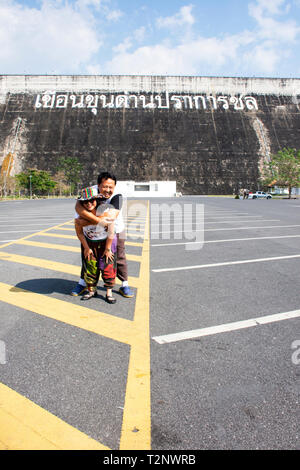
[[105, 294, 116, 304], [81, 290, 97, 301]]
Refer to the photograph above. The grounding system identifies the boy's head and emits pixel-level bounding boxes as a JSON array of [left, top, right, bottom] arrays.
[[97, 172, 117, 199]]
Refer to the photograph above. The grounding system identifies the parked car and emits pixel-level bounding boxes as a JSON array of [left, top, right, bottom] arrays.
[[248, 191, 272, 199]]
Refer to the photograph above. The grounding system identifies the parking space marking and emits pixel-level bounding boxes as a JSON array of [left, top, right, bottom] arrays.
[[151, 234, 300, 247], [120, 201, 151, 450], [150, 219, 280, 229], [205, 224, 300, 232], [0, 223, 70, 227], [152, 309, 300, 344], [152, 254, 300, 273], [0, 281, 139, 345], [0, 251, 140, 288], [0, 220, 74, 250], [13, 240, 142, 262], [0, 200, 151, 450], [151, 223, 299, 236], [0, 230, 55, 234], [0, 383, 109, 450]]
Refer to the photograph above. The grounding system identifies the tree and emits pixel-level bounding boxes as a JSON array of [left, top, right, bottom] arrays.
[[57, 157, 83, 195], [16, 169, 57, 196], [260, 147, 300, 199]]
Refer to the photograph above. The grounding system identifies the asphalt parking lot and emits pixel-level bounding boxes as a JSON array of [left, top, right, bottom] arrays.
[[0, 196, 299, 450]]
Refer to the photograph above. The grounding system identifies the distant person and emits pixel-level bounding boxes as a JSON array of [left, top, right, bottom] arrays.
[[71, 172, 134, 299], [74, 186, 117, 303]]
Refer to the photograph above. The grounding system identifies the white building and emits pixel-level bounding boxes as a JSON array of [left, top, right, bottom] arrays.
[[115, 181, 178, 198]]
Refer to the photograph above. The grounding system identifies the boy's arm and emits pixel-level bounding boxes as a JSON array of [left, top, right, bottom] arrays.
[[103, 222, 115, 262]]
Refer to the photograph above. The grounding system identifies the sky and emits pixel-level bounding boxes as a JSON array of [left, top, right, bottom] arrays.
[[1, 0, 300, 77]]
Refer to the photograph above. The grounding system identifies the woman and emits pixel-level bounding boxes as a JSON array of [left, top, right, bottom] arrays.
[[75, 186, 117, 304]]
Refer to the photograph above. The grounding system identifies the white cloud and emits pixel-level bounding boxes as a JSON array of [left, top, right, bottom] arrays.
[[0, 0, 299, 77], [157, 4, 195, 29], [105, 33, 251, 75], [105, 9, 123, 21], [105, 0, 300, 76], [249, 0, 299, 42], [0, 0, 103, 73], [249, 0, 288, 16], [113, 37, 132, 54], [134, 26, 146, 43]]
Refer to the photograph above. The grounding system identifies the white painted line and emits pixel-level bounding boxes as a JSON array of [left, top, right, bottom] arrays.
[[150, 219, 278, 227], [152, 254, 300, 273], [203, 216, 264, 220], [152, 309, 300, 344], [152, 216, 260, 221], [0, 223, 68, 227], [151, 224, 300, 235], [0, 230, 51, 234], [151, 234, 300, 247], [205, 224, 300, 232], [151, 220, 300, 235], [0, 216, 74, 220]]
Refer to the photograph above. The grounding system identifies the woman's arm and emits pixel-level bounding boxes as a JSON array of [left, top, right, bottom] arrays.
[[74, 220, 92, 261]]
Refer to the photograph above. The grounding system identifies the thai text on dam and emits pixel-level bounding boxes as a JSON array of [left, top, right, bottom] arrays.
[[34, 91, 259, 114]]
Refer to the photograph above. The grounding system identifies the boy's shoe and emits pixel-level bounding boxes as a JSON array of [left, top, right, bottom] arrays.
[[71, 283, 88, 296], [119, 286, 134, 298]]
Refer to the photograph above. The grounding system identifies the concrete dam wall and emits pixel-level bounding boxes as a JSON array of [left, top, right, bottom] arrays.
[[1, 75, 300, 194]]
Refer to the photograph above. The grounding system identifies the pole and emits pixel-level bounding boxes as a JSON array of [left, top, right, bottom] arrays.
[[29, 175, 32, 199]]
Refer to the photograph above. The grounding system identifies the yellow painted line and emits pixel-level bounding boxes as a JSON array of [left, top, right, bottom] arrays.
[[120, 201, 151, 450], [16, 240, 81, 253], [0, 251, 80, 276], [36, 232, 144, 247], [126, 222, 146, 226], [124, 241, 144, 247], [0, 209, 149, 450], [126, 234, 145, 239], [15, 240, 142, 262], [124, 216, 146, 223], [0, 252, 140, 288], [58, 224, 145, 231], [0, 281, 139, 345], [0, 220, 73, 250], [38, 233, 78, 240], [0, 383, 109, 450], [126, 254, 142, 263]]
